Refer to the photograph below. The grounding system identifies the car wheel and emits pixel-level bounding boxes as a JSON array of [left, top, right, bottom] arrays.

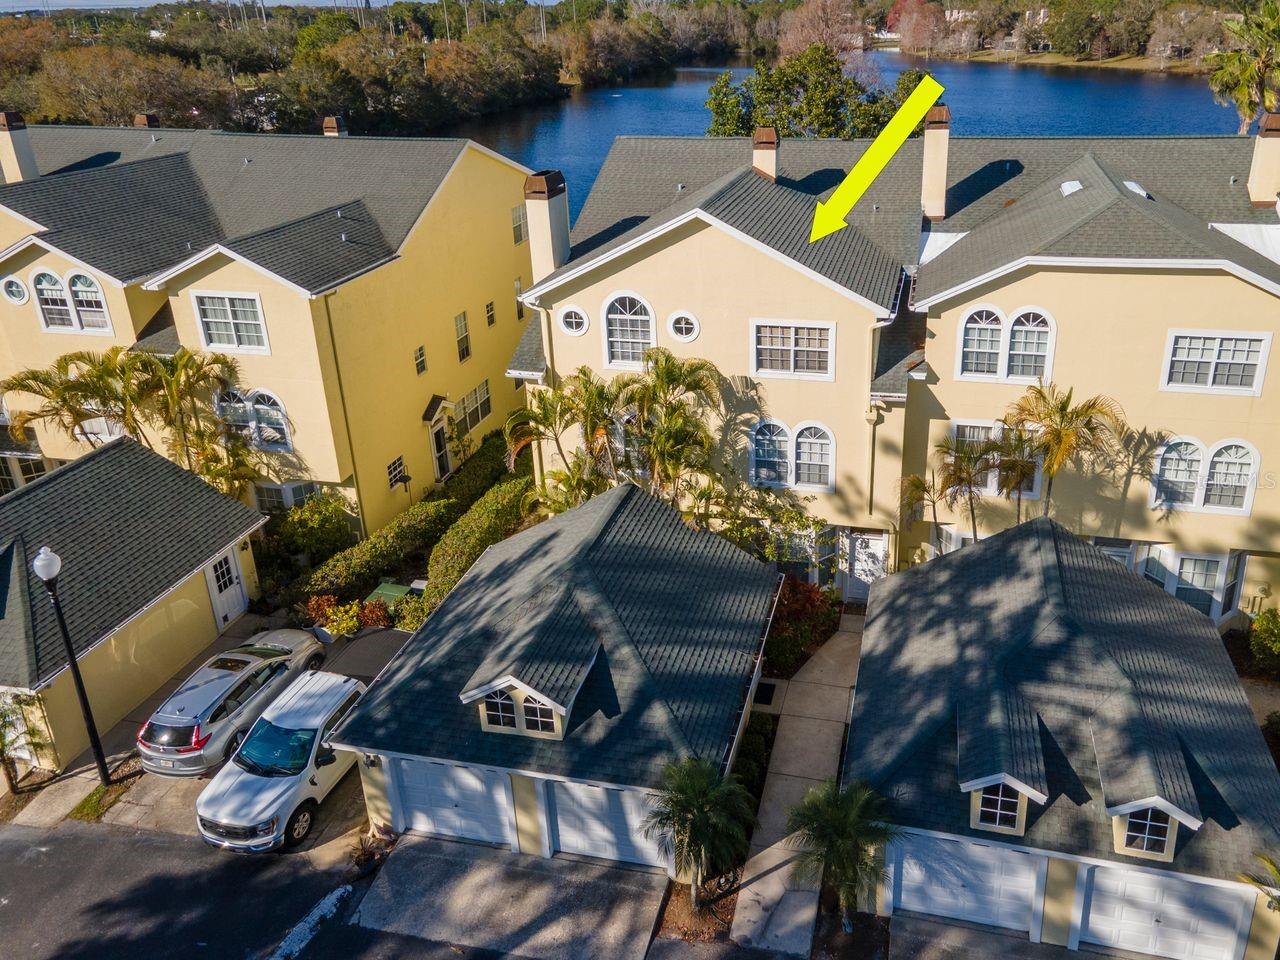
[[223, 730, 245, 763], [305, 653, 324, 671], [284, 801, 317, 848]]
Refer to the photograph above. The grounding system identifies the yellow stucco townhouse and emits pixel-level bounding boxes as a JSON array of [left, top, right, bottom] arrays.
[[0, 112, 534, 535], [510, 112, 1280, 625]]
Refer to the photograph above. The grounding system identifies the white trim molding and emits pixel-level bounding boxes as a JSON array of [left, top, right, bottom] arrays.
[[1105, 796, 1204, 831], [556, 304, 589, 337], [666, 311, 700, 343], [958, 773, 1050, 807], [953, 303, 1057, 385], [599, 290, 656, 371], [1149, 435, 1259, 517], [1158, 328, 1272, 398], [791, 419, 837, 493], [458, 676, 568, 716], [749, 318, 837, 382], [29, 267, 115, 336]]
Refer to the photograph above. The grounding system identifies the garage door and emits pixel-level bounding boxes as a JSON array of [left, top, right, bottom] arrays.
[[395, 759, 510, 845], [891, 834, 1043, 932], [1080, 866, 1250, 960], [551, 781, 667, 867]]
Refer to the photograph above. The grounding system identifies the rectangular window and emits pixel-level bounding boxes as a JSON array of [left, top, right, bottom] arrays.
[[511, 205, 528, 245], [18, 459, 46, 483], [255, 484, 287, 513], [455, 312, 471, 362], [523, 697, 555, 733], [954, 422, 998, 494], [515, 279, 525, 321], [1165, 333, 1268, 394], [386, 456, 407, 489], [1143, 552, 1170, 588], [458, 380, 491, 433], [414, 346, 426, 375], [753, 323, 832, 377], [485, 692, 516, 728], [1222, 552, 1244, 616], [195, 294, 268, 351], [1175, 556, 1220, 615], [1124, 808, 1171, 854], [485, 301, 495, 327], [0, 460, 16, 496], [977, 783, 1020, 829]]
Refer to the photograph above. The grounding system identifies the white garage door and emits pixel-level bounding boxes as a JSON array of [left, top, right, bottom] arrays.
[[551, 781, 667, 867], [395, 759, 510, 845], [891, 834, 1043, 932], [1080, 866, 1250, 960]]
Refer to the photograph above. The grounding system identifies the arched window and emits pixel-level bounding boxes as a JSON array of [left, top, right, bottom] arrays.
[[484, 690, 516, 728], [1007, 312, 1050, 379], [794, 425, 833, 488], [217, 388, 291, 451], [616, 410, 648, 477], [960, 309, 1002, 375], [1155, 441, 1202, 505], [604, 295, 652, 366], [752, 423, 789, 486], [1205, 444, 1253, 509], [33, 272, 73, 329], [523, 695, 555, 733], [68, 274, 109, 330]]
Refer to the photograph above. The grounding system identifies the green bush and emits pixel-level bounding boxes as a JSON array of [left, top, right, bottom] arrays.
[[432, 431, 523, 509], [731, 712, 777, 807], [1251, 609, 1280, 676], [271, 493, 356, 565], [764, 575, 841, 678], [394, 594, 429, 631]]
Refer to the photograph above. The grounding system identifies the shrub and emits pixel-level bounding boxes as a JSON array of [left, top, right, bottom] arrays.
[[358, 598, 392, 630], [764, 575, 841, 677], [1251, 609, 1280, 676], [271, 493, 357, 565], [426, 475, 532, 590], [306, 594, 338, 626], [731, 712, 777, 807], [326, 600, 361, 638], [433, 430, 529, 510], [394, 594, 429, 632]]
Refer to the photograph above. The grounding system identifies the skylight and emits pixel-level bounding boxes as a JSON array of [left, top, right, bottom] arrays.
[[1060, 180, 1084, 197], [1124, 180, 1151, 199]]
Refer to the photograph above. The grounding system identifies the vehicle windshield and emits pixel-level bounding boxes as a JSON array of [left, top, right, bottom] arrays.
[[233, 719, 316, 778]]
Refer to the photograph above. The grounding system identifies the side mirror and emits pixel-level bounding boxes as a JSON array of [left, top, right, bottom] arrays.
[[315, 748, 336, 768]]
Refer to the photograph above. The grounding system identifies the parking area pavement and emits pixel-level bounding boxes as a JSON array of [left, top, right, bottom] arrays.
[[352, 835, 669, 960]]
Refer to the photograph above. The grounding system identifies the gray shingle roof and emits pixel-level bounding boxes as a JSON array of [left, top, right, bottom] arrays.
[[0, 126, 469, 293], [506, 315, 546, 379], [871, 308, 926, 398], [844, 517, 1280, 881], [130, 303, 180, 356], [333, 484, 779, 788], [0, 438, 264, 689]]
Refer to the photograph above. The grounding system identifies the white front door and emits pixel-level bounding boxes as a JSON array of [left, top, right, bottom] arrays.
[[1079, 865, 1251, 960], [845, 531, 888, 602], [890, 834, 1043, 933], [395, 759, 511, 845], [205, 548, 247, 629], [550, 781, 667, 867]]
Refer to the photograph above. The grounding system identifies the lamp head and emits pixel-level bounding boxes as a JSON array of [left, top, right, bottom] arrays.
[[32, 546, 62, 584]]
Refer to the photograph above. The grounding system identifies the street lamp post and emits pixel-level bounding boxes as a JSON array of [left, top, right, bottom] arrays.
[[31, 546, 111, 787]]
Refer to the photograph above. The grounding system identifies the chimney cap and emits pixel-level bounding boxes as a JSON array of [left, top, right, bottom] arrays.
[[752, 126, 780, 150], [322, 115, 346, 136], [1260, 113, 1280, 138], [925, 104, 952, 130], [133, 113, 159, 128], [524, 169, 566, 200], [0, 112, 26, 132]]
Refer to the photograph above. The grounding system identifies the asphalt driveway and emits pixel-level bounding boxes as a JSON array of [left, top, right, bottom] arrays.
[[351, 836, 669, 960]]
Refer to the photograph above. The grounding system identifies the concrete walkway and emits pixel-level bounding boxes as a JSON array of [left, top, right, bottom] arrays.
[[730, 614, 863, 957], [888, 915, 1071, 959]]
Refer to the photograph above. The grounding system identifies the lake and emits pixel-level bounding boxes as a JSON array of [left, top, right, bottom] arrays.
[[446, 50, 1241, 219]]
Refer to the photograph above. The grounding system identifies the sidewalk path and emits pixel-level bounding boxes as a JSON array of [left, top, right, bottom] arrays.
[[730, 615, 863, 957]]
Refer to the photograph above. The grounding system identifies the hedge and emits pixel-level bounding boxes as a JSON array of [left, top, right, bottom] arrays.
[[432, 431, 527, 508], [396, 474, 533, 630]]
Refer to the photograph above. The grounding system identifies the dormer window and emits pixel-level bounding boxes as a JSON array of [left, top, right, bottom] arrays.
[[484, 690, 516, 728], [523, 695, 555, 733], [978, 782, 1020, 829], [1124, 807, 1171, 855]]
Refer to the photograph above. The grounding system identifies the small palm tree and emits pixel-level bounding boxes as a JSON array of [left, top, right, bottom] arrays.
[[993, 426, 1040, 524], [0, 696, 42, 794], [786, 779, 900, 933], [618, 347, 722, 422], [643, 757, 756, 912], [1, 355, 99, 445], [1239, 852, 1280, 912], [521, 450, 612, 516], [65, 346, 157, 447], [1004, 382, 1124, 517], [138, 348, 240, 470], [644, 404, 714, 503], [563, 365, 632, 480], [900, 469, 946, 555], [1207, 0, 1280, 134], [935, 434, 997, 542], [504, 386, 574, 472]]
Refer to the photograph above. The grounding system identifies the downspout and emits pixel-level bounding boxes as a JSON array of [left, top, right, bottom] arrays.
[[322, 292, 368, 539], [526, 296, 557, 487]]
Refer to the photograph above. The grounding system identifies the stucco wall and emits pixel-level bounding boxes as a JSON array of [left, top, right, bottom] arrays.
[[509, 773, 544, 855], [1243, 889, 1280, 960], [1039, 857, 1079, 946]]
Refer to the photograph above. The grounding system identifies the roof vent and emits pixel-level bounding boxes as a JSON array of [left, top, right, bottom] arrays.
[[340, 232, 348, 243], [676, 183, 686, 193], [1060, 180, 1084, 197], [1123, 180, 1150, 199]]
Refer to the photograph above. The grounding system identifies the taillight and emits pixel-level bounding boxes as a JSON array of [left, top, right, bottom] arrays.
[[136, 723, 148, 746], [175, 724, 213, 754]]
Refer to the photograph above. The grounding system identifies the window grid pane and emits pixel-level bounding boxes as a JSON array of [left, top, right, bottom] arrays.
[[795, 426, 831, 487], [458, 380, 491, 433], [485, 691, 516, 728], [961, 311, 1002, 375], [1168, 335, 1263, 390], [753, 424, 789, 485], [0, 460, 16, 496], [455, 312, 471, 362], [1007, 313, 1049, 378], [18, 459, 46, 483], [414, 346, 426, 375], [69, 276, 109, 329], [35, 274, 73, 328], [1124, 808, 1170, 853], [978, 783, 1020, 829], [485, 301, 495, 326], [198, 295, 265, 349], [387, 456, 406, 489], [755, 325, 792, 371], [1175, 556, 1219, 614], [511, 205, 527, 245], [606, 297, 652, 365], [1156, 442, 1201, 504], [1205, 444, 1251, 508], [523, 696, 555, 733]]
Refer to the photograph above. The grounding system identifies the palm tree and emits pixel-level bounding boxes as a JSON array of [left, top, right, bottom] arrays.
[[1207, 0, 1280, 134], [1239, 852, 1280, 912], [643, 403, 714, 503], [992, 426, 1040, 524], [190, 428, 262, 498], [64, 346, 158, 448], [900, 469, 946, 554], [522, 450, 612, 516], [935, 434, 997, 542], [1004, 383, 1124, 517], [504, 386, 574, 472], [643, 757, 755, 912], [618, 347, 722, 424], [0, 696, 41, 795], [137, 348, 240, 469], [563, 366, 632, 480], [0, 355, 99, 445], [786, 779, 900, 933]]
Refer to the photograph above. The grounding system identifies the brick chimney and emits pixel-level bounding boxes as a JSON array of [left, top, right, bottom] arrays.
[[133, 113, 159, 128], [921, 104, 951, 220], [0, 112, 37, 184], [1247, 113, 1280, 208], [524, 170, 570, 283], [752, 127, 779, 182], [322, 115, 348, 138]]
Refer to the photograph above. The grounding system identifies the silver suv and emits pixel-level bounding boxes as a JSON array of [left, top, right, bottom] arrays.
[[137, 630, 326, 777]]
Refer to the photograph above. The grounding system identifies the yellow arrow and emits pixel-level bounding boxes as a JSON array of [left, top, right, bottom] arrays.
[[808, 74, 945, 244]]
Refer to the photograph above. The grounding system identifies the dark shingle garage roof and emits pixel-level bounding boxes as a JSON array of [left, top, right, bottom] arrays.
[[843, 518, 1280, 881], [0, 438, 264, 689], [334, 484, 779, 788]]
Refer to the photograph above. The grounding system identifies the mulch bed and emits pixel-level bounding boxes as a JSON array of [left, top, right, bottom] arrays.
[[811, 910, 890, 960], [655, 880, 739, 943], [0, 768, 55, 824]]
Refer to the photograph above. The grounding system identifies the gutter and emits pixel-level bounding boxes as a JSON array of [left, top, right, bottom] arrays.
[[719, 572, 785, 776]]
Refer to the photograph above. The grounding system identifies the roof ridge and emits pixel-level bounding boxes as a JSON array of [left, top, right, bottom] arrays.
[[1, 149, 194, 193]]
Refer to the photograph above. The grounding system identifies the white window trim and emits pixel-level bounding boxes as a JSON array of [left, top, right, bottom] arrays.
[[218, 387, 292, 453], [30, 268, 114, 336], [1148, 435, 1258, 517], [600, 290, 656, 371], [2, 276, 28, 305], [749, 419, 791, 489], [749, 318, 837, 382], [190, 289, 271, 355], [254, 480, 318, 512], [66, 271, 114, 334], [1140, 544, 1231, 622], [1159, 328, 1272, 397], [557, 304, 589, 338], [953, 303, 1056, 384], [791, 419, 836, 493], [949, 418, 1043, 500], [666, 311, 700, 343]]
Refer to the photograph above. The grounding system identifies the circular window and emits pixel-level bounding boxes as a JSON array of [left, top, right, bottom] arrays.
[[558, 308, 588, 337], [668, 312, 699, 342], [3, 278, 27, 305]]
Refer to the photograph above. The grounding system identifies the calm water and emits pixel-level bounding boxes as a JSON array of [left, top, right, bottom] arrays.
[[446, 50, 1240, 219]]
